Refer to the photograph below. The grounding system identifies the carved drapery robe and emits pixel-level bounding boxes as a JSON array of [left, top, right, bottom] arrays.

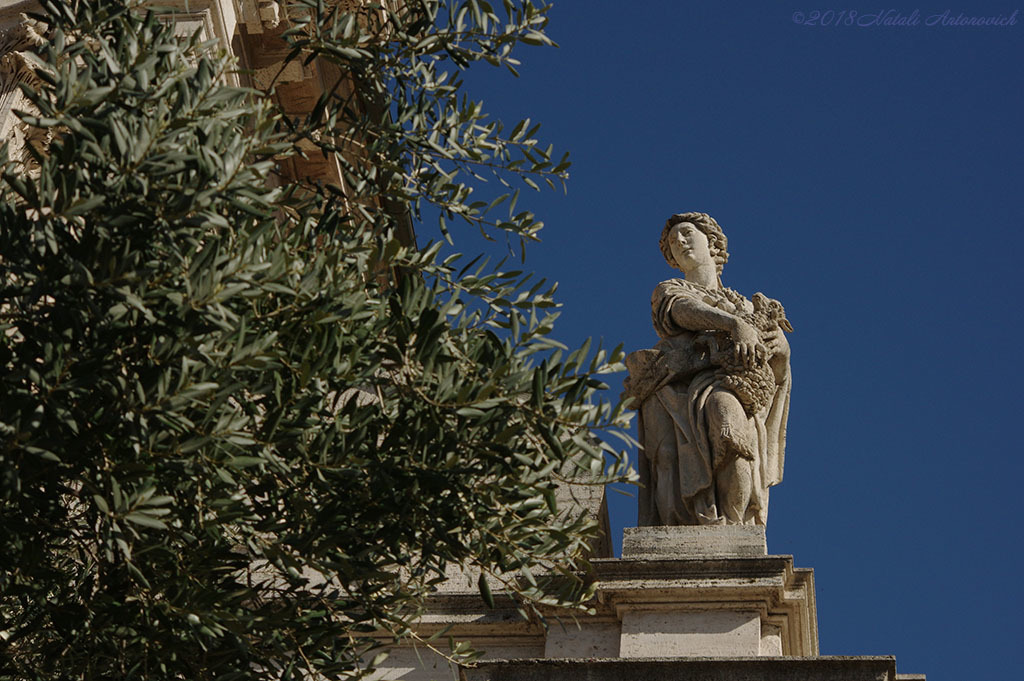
[[626, 279, 791, 526]]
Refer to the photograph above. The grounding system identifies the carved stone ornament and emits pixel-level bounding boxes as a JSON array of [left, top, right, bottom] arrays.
[[624, 213, 792, 527], [0, 16, 49, 173]]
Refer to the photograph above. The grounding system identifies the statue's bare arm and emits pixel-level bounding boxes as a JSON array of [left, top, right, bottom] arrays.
[[666, 294, 763, 367], [762, 327, 790, 383]]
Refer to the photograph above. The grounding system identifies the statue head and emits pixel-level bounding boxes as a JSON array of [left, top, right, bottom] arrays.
[[659, 212, 729, 274]]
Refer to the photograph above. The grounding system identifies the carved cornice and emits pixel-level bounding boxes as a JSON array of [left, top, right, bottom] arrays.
[[0, 14, 43, 84]]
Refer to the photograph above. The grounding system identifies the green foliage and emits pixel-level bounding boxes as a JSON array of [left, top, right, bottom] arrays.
[[0, 0, 635, 678]]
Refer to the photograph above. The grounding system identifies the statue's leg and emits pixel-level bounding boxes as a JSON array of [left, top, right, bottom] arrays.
[[641, 399, 680, 525], [706, 388, 757, 524], [654, 445, 679, 524], [716, 456, 754, 524]]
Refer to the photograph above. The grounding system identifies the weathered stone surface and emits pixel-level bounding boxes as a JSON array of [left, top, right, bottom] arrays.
[[555, 477, 612, 559], [625, 213, 792, 527], [761, 622, 784, 656], [594, 555, 818, 658], [543, 620, 620, 658], [461, 657, 900, 681], [622, 525, 767, 559], [619, 610, 761, 657], [369, 640, 547, 681], [372, 551, 820, 680]]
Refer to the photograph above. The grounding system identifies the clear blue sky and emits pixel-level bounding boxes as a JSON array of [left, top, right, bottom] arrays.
[[433, 3, 1022, 680]]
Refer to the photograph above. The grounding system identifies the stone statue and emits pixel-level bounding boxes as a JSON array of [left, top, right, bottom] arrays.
[[624, 213, 792, 526]]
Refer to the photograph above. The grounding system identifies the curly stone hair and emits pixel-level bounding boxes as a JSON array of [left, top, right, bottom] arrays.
[[659, 212, 729, 274]]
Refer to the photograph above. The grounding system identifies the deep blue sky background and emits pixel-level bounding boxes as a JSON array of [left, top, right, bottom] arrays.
[[426, 3, 1022, 680]]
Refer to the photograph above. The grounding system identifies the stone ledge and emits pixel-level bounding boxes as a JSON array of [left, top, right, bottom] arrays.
[[623, 526, 767, 559], [590, 555, 800, 580], [402, 553, 818, 657], [461, 656, 901, 681]]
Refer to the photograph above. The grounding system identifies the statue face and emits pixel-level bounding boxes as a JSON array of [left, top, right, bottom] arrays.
[[668, 222, 713, 272]]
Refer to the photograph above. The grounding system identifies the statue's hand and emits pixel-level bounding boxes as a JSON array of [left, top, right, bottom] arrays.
[[732, 319, 765, 368], [762, 327, 790, 360]]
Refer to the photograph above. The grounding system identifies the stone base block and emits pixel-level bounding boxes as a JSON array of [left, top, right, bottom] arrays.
[[543, 620, 620, 658], [622, 525, 767, 559], [619, 610, 761, 657], [461, 657, 903, 681]]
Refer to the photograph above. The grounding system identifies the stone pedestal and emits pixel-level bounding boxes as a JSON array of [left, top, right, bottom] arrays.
[[606, 525, 806, 658], [622, 525, 767, 558], [369, 508, 923, 681], [591, 545, 817, 658], [371, 526, 826, 679], [619, 610, 762, 657]]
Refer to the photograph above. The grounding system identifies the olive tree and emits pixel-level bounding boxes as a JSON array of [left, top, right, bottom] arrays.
[[0, 0, 634, 678]]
